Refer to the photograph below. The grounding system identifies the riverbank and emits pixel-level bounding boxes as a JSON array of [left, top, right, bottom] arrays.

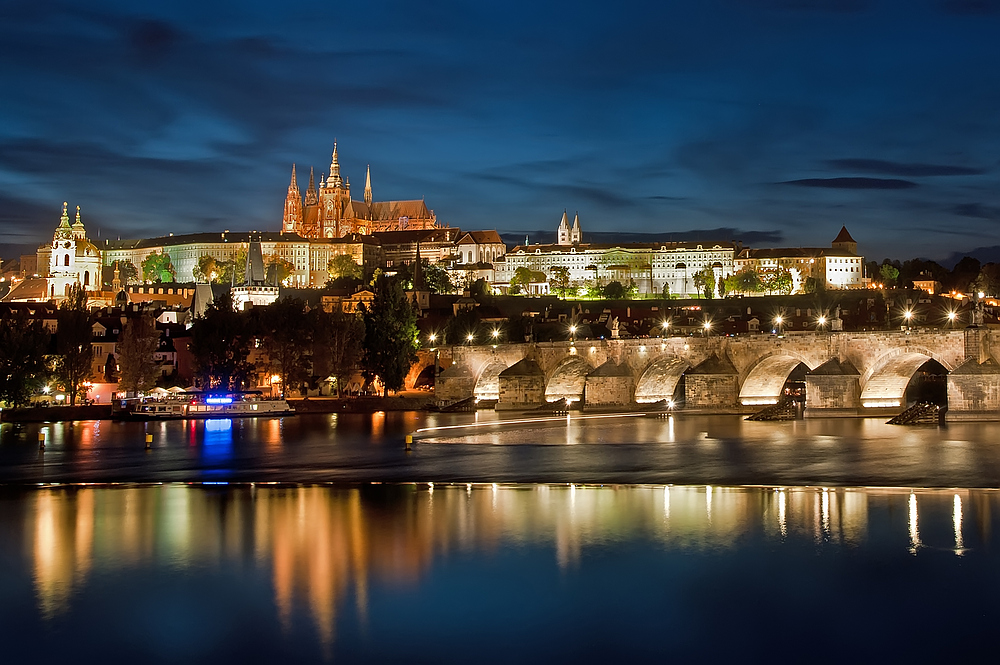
[[289, 394, 436, 413], [0, 395, 438, 422], [0, 404, 112, 423]]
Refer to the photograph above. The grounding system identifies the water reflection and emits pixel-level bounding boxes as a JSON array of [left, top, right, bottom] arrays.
[[14, 482, 998, 652]]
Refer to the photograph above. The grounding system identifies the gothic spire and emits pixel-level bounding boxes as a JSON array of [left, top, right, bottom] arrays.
[[305, 166, 317, 205], [412, 243, 425, 290], [364, 164, 372, 204], [327, 141, 343, 188], [288, 164, 299, 194]]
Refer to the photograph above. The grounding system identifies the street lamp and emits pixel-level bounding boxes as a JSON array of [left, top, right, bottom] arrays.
[[947, 310, 957, 327], [466, 332, 475, 344], [428, 333, 437, 345], [903, 309, 913, 330], [491, 328, 500, 341], [817, 315, 827, 330], [702, 320, 711, 336], [568, 324, 577, 342], [661, 320, 671, 337], [773, 315, 784, 335]]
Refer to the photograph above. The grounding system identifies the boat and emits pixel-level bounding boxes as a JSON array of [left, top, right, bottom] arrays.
[[112, 391, 296, 420]]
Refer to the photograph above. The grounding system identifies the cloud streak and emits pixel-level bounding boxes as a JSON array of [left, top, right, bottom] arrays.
[[780, 177, 919, 190], [826, 158, 987, 176]]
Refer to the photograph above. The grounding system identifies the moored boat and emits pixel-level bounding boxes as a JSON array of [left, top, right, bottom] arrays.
[[112, 391, 296, 420]]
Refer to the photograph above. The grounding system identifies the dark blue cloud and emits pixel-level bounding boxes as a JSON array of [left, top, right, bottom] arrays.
[[826, 159, 988, 176], [781, 177, 919, 189], [1, 0, 999, 264]]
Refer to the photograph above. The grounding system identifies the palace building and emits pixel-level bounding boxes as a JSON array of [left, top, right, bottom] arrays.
[[495, 211, 737, 297], [734, 226, 866, 292], [282, 143, 438, 239]]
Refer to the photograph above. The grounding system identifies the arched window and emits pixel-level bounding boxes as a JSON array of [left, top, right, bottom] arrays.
[[84, 271, 90, 286], [64, 254, 70, 266]]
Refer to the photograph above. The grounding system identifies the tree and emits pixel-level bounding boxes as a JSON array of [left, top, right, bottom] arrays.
[[265, 255, 295, 286], [258, 298, 312, 397], [549, 266, 571, 298], [141, 251, 176, 283], [424, 261, 454, 294], [724, 268, 757, 296], [117, 315, 161, 395], [313, 308, 365, 396], [510, 267, 546, 294], [54, 284, 92, 405], [693, 266, 716, 299], [879, 263, 900, 288], [189, 291, 255, 391], [804, 276, 826, 294], [0, 310, 50, 408], [949, 256, 982, 295], [117, 260, 139, 285], [360, 276, 419, 395], [194, 254, 221, 282], [329, 254, 363, 282], [760, 268, 792, 295], [469, 277, 490, 298], [603, 281, 627, 299], [218, 247, 248, 285], [974, 263, 1000, 297]]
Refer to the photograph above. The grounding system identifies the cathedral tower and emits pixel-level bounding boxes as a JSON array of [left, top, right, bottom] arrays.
[[570, 212, 582, 245], [320, 143, 346, 237], [557, 210, 571, 246], [282, 164, 302, 234]]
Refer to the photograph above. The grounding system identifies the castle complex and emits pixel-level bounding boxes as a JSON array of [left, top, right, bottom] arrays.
[[3, 141, 867, 302], [281, 143, 438, 238]]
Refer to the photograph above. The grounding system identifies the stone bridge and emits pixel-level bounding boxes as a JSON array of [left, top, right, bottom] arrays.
[[435, 328, 1000, 419]]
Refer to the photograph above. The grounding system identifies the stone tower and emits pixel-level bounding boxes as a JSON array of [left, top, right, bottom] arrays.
[[282, 164, 302, 234], [557, 210, 571, 246], [832, 226, 857, 255], [570, 212, 582, 245]]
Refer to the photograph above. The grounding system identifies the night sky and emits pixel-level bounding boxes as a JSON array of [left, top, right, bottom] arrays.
[[2, 0, 999, 263]]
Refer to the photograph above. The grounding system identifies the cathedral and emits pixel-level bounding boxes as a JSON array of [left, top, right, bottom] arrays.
[[282, 143, 438, 238]]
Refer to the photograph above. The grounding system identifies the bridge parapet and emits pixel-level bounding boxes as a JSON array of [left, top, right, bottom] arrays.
[[435, 329, 981, 414]]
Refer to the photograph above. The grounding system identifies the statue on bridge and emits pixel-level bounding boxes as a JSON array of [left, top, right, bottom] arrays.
[[609, 316, 620, 339]]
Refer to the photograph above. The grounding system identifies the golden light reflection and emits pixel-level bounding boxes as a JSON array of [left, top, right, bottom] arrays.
[[777, 489, 787, 538], [23, 485, 986, 646], [954, 493, 964, 555]]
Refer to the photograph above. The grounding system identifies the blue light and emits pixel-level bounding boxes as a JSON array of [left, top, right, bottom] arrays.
[[205, 397, 233, 405]]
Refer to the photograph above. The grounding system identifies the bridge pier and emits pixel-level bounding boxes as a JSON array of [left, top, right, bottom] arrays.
[[684, 354, 740, 412], [584, 361, 635, 409], [497, 359, 546, 410], [804, 358, 861, 418], [946, 357, 1000, 421]]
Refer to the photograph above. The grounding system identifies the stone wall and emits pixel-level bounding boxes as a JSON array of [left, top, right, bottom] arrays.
[[585, 376, 635, 408], [685, 375, 739, 410], [805, 375, 860, 413]]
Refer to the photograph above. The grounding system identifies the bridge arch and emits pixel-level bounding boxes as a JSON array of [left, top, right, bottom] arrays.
[[739, 354, 813, 406], [473, 360, 508, 400], [634, 356, 689, 403], [545, 357, 594, 403], [860, 351, 951, 408]]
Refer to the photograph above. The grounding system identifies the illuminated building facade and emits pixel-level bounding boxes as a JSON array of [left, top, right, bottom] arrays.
[[282, 143, 439, 239], [494, 212, 736, 296], [734, 226, 865, 292]]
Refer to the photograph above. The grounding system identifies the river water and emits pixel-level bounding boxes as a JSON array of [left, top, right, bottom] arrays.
[[2, 413, 999, 661], [2, 412, 1000, 486]]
